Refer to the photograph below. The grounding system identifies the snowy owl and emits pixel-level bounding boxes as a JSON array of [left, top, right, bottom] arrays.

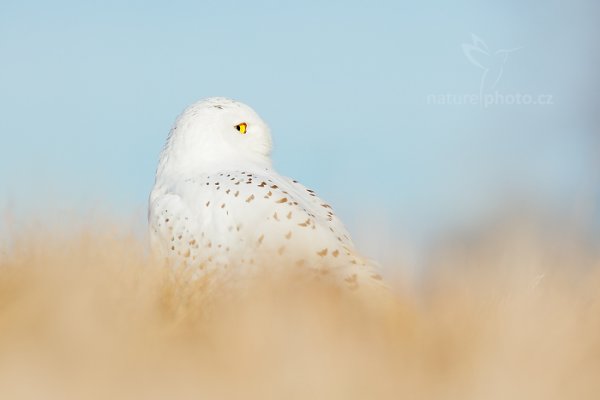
[[148, 98, 383, 290]]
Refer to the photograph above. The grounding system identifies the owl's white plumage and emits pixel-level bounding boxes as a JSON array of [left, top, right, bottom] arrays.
[[149, 98, 382, 289]]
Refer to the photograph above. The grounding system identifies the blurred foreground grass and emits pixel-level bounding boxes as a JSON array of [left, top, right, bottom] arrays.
[[0, 218, 599, 400]]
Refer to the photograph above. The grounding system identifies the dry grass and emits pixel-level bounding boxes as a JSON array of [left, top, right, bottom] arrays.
[[1, 218, 599, 400]]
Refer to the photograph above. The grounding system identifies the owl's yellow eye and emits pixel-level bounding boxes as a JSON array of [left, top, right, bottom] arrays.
[[235, 122, 247, 134]]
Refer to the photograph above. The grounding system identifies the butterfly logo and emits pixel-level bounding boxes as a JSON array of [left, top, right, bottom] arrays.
[[462, 34, 523, 97]]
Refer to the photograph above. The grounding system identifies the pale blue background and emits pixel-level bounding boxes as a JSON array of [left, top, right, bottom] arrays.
[[1, 1, 599, 262]]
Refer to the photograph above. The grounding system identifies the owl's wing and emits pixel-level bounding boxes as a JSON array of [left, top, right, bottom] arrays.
[[273, 175, 355, 247], [149, 170, 384, 290]]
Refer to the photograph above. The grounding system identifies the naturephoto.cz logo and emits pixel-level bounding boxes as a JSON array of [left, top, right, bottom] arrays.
[[427, 34, 554, 107]]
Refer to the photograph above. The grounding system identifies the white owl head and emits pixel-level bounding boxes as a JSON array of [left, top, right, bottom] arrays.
[[157, 98, 273, 181]]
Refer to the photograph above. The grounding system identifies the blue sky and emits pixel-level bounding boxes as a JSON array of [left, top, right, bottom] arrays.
[[1, 0, 598, 259]]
